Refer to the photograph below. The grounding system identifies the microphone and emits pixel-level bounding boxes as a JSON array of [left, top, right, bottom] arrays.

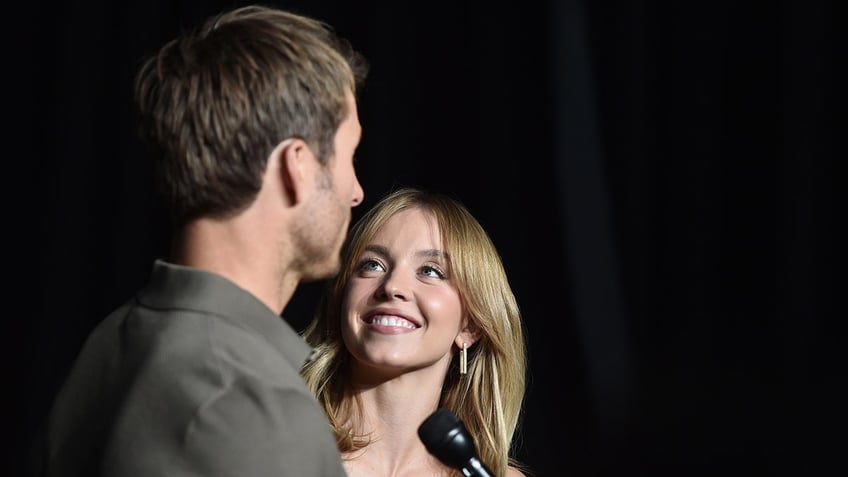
[[418, 408, 494, 477]]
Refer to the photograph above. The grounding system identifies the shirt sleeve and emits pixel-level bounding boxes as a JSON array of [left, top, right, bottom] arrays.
[[181, 379, 347, 477]]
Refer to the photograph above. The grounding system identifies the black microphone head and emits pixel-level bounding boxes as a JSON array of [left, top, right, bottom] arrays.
[[418, 408, 479, 470]]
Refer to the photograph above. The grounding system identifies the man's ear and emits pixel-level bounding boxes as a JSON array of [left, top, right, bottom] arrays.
[[271, 138, 314, 206]]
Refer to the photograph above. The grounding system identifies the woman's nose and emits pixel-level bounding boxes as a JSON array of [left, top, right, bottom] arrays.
[[377, 272, 410, 300]]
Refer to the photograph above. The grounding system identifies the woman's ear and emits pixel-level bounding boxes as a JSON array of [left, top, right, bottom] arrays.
[[455, 321, 482, 348]]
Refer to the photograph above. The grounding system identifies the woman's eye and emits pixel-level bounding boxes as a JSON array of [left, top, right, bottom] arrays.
[[358, 258, 385, 273], [420, 265, 446, 279]]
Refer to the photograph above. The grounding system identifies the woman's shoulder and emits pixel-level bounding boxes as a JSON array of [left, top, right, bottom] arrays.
[[507, 466, 527, 477]]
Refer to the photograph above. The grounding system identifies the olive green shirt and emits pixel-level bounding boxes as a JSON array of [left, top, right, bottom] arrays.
[[37, 260, 346, 477]]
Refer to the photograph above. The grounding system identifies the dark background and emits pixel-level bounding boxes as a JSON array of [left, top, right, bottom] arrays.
[[7, 1, 835, 476]]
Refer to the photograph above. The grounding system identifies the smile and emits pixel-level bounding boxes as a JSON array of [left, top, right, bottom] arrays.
[[367, 316, 418, 329]]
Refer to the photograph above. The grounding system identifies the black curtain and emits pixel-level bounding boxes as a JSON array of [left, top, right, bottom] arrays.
[[9, 1, 833, 476]]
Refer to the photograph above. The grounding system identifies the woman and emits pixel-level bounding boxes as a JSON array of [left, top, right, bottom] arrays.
[[302, 187, 529, 476]]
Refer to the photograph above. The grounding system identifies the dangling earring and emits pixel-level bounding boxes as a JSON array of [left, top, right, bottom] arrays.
[[459, 342, 468, 375]]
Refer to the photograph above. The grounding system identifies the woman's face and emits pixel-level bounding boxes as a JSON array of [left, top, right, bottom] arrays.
[[341, 208, 464, 380]]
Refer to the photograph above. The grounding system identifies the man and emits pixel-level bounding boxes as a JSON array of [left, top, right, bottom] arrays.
[[33, 5, 367, 476]]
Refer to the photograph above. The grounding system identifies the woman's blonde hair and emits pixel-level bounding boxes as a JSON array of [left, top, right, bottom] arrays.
[[302, 187, 528, 476]]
